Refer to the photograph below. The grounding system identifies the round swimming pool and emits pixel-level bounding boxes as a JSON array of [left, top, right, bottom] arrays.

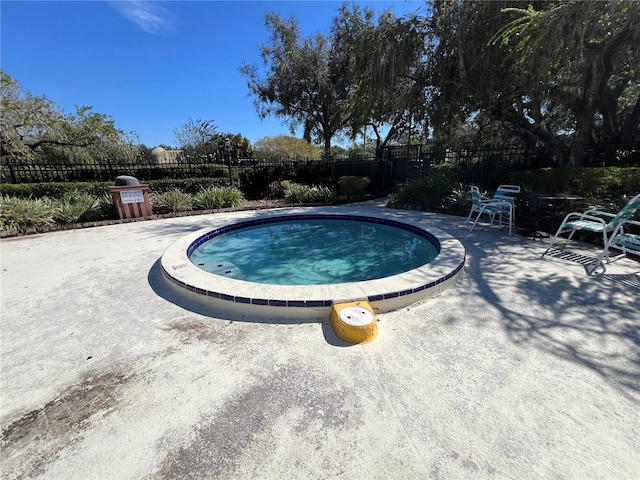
[[161, 209, 465, 320], [188, 216, 439, 285]]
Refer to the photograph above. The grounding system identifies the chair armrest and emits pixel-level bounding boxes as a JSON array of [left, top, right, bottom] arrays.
[[583, 209, 616, 219], [490, 197, 515, 205], [486, 200, 513, 210], [562, 212, 609, 225]]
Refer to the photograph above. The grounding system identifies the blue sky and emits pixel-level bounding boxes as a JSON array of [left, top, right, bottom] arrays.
[[1, 0, 424, 148]]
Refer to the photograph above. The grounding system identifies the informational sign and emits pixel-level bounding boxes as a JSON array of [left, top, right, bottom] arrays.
[[120, 190, 144, 204]]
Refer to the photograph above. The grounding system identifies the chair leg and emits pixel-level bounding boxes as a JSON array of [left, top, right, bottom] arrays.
[[503, 205, 513, 235], [469, 211, 483, 232], [602, 231, 613, 263], [470, 206, 492, 232], [509, 206, 514, 235], [543, 224, 566, 257], [495, 206, 513, 235], [555, 228, 577, 252], [463, 209, 474, 229], [556, 227, 581, 252]]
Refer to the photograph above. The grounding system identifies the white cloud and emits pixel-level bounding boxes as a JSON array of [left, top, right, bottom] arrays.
[[109, 1, 174, 34]]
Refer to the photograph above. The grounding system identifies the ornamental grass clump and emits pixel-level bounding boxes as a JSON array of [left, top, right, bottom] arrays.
[[150, 189, 193, 213], [95, 193, 118, 220], [446, 182, 472, 214], [55, 191, 99, 224], [0, 195, 57, 232], [283, 182, 334, 203], [193, 186, 245, 210]]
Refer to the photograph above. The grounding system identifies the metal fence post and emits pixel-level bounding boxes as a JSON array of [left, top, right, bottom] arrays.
[[8, 161, 17, 183]]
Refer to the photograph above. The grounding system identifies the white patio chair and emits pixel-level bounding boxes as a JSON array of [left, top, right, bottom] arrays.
[[464, 185, 514, 235], [543, 193, 640, 262]]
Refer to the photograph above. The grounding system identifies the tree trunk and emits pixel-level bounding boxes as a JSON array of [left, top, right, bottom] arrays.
[[569, 114, 593, 167], [620, 94, 640, 144], [569, 55, 608, 167], [323, 136, 331, 160]]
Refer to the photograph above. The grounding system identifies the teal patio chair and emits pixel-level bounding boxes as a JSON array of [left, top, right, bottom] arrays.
[[543, 193, 640, 262], [492, 184, 520, 205], [464, 185, 514, 235]]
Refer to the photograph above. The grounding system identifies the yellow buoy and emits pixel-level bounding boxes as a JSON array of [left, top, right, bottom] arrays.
[[329, 301, 378, 344]]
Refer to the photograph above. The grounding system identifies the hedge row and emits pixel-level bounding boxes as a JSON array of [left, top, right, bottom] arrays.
[[427, 165, 640, 205], [0, 177, 230, 199]]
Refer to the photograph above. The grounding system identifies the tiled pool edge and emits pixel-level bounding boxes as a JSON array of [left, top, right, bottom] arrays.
[[161, 259, 465, 309], [160, 210, 466, 319]]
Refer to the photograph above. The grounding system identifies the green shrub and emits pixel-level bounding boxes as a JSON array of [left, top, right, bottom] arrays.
[[338, 176, 370, 198], [193, 186, 245, 210], [0, 182, 111, 200], [147, 177, 229, 194], [54, 191, 99, 224], [446, 182, 472, 214], [0, 178, 230, 200], [395, 173, 454, 211], [489, 167, 640, 204], [0, 196, 57, 231], [149, 189, 194, 213], [430, 163, 460, 179], [266, 180, 286, 199], [283, 182, 334, 203], [239, 166, 292, 200]]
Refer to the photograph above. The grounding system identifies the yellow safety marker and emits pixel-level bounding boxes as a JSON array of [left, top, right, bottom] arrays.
[[329, 301, 378, 344]]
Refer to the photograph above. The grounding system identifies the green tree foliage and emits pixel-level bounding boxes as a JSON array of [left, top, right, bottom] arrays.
[[333, 4, 430, 159], [0, 70, 137, 164], [241, 6, 430, 161], [213, 133, 252, 160], [427, 0, 640, 166], [240, 14, 353, 159], [427, 1, 542, 148], [490, 0, 640, 165], [252, 135, 321, 159]]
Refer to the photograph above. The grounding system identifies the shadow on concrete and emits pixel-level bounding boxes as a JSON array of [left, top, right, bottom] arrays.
[[320, 320, 356, 347], [544, 248, 640, 289], [149, 205, 640, 389], [461, 235, 640, 401]]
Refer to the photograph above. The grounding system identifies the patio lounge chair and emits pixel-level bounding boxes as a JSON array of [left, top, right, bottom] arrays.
[[591, 218, 640, 272], [464, 185, 514, 235], [542, 193, 640, 263]]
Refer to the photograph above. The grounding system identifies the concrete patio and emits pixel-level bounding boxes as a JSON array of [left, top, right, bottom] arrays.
[[1, 200, 638, 479]]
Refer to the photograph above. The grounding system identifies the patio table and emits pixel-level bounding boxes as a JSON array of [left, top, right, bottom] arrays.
[[513, 192, 585, 239]]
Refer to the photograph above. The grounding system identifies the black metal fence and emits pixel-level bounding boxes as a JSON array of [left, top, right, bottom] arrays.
[[0, 156, 399, 197], [2, 141, 637, 195], [430, 142, 640, 185]]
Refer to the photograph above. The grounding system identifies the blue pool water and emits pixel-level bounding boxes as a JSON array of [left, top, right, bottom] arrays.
[[189, 217, 439, 285]]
